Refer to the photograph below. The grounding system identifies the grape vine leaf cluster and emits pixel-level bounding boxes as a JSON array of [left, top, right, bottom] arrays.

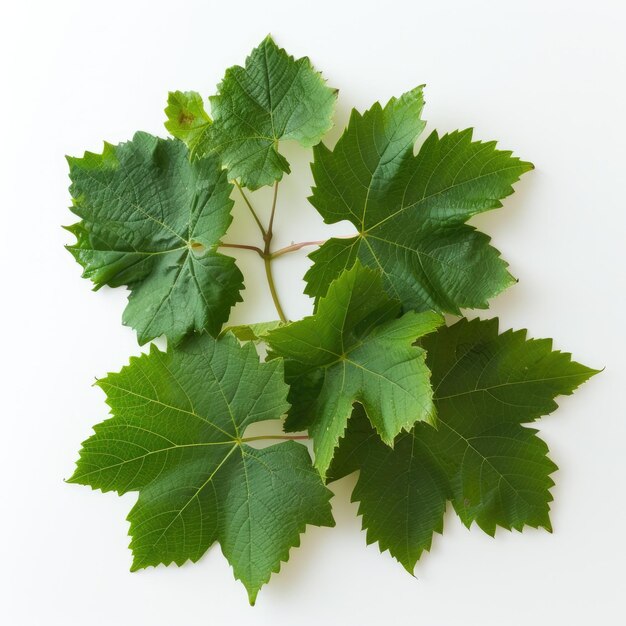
[[66, 35, 598, 604]]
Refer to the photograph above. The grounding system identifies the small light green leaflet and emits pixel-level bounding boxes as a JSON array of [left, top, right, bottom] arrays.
[[208, 35, 337, 190], [329, 318, 598, 572], [266, 262, 443, 479], [222, 320, 284, 343], [66, 131, 244, 345], [164, 90, 212, 158], [68, 333, 334, 605], [305, 89, 533, 313]]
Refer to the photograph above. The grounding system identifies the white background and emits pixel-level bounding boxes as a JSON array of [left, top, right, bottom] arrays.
[[1, 1, 624, 624]]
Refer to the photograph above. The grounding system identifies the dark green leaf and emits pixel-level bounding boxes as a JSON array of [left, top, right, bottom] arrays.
[[305, 90, 533, 313], [66, 132, 244, 344], [329, 318, 598, 571], [69, 333, 334, 604]]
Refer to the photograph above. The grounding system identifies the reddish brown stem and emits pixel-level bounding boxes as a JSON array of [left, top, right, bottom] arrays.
[[219, 242, 265, 257]]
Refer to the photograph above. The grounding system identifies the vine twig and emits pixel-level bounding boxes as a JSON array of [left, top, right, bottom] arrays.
[[235, 180, 266, 237], [263, 182, 288, 323]]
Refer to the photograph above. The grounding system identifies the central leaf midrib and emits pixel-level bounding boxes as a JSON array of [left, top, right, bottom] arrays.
[[99, 381, 234, 439], [74, 440, 237, 481], [435, 373, 588, 401]]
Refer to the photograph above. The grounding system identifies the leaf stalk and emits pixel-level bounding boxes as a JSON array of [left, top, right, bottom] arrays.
[[219, 242, 265, 257], [271, 239, 327, 258], [235, 180, 266, 238]]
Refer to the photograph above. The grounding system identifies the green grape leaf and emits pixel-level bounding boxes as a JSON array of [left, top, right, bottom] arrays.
[[329, 318, 598, 572], [164, 90, 212, 158], [266, 262, 443, 478], [222, 320, 284, 343], [208, 35, 337, 189], [66, 131, 244, 345], [68, 333, 334, 605], [305, 89, 533, 313]]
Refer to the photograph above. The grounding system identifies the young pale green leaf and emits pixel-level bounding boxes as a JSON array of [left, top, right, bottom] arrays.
[[266, 262, 443, 478], [329, 318, 598, 572], [66, 132, 244, 345], [208, 35, 337, 190], [222, 320, 284, 343], [305, 91, 533, 313], [164, 90, 212, 157], [68, 333, 334, 605]]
